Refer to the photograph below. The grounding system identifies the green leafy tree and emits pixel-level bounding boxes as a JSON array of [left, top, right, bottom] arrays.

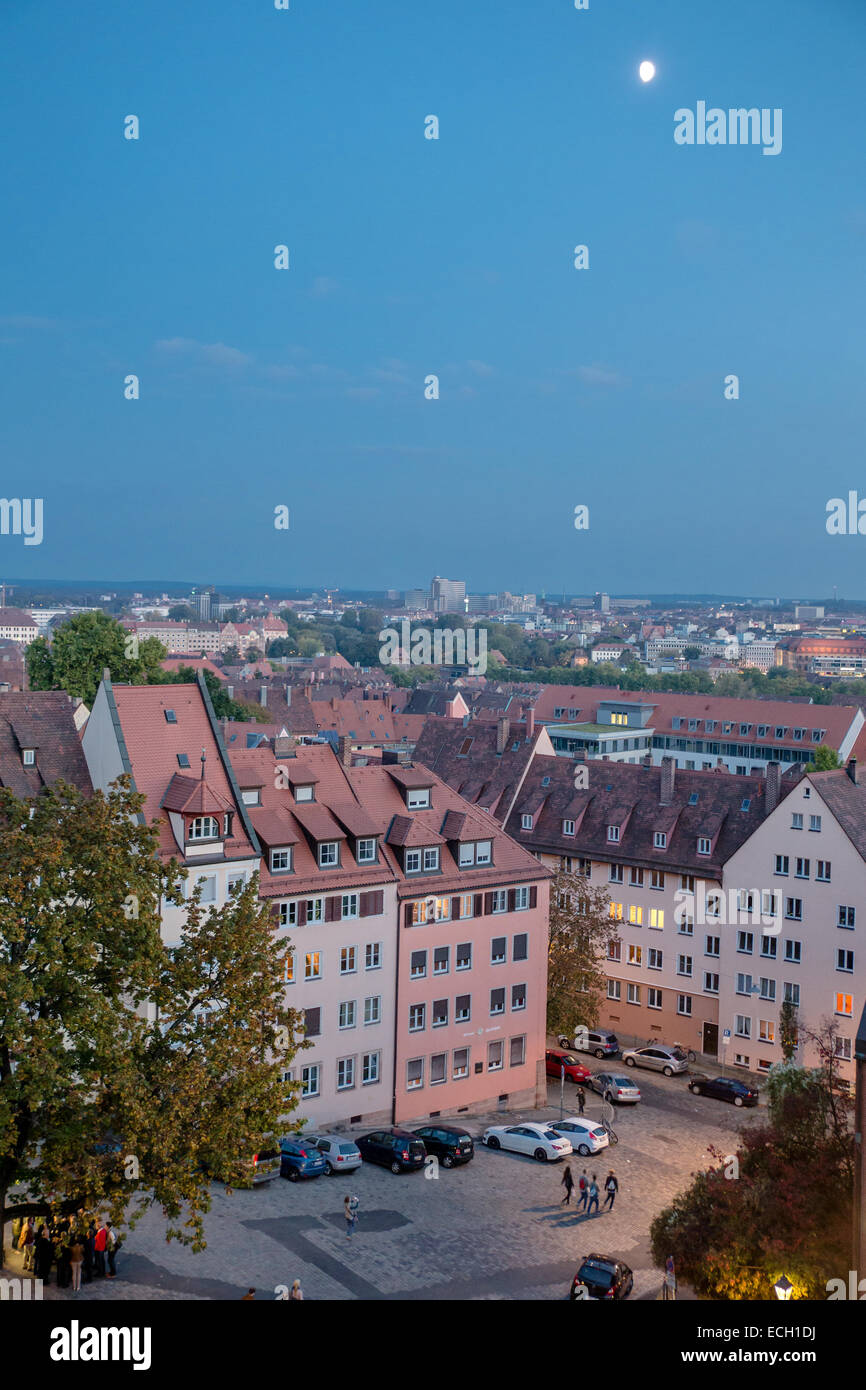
[[779, 999, 799, 1061], [221, 644, 241, 666], [805, 744, 841, 771], [168, 604, 194, 621], [546, 869, 615, 1037], [0, 777, 302, 1264], [26, 613, 168, 706]]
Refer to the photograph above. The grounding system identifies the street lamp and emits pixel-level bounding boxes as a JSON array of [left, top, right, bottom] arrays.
[[774, 1275, 793, 1301]]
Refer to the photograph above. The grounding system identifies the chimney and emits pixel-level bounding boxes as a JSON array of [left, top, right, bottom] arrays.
[[523, 704, 535, 740], [496, 716, 510, 754], [259, 684, 268, 707], [227, 684, 234, 700], [660, 755, 675, 806], [847, 757, 858, 785], [765, 761, 782, 814], [274, 733, 295, 757], [642, 752, 652, 768], [337, 735, 353, 768], [383, 692, 392, 713], [285, 684, 292, 707], [331, 696, 339, 711]]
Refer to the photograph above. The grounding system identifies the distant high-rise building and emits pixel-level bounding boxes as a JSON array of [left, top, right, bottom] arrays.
[[794, 604, 825, 621], [595, 592, 611, 613], [430, 577, 466, 614], [403, 588, 430, 610]]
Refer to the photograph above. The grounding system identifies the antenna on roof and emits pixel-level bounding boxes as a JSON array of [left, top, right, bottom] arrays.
[[201, 747, 207, 779]]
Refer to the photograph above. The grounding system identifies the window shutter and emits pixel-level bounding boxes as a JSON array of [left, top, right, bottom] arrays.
[[473, 894, 482, 917], [304, 1006, 321, 1037], [332, 896, 342, 922], [529, 886, 538, 908], [359, 892, 370, 918], [507, 889, 516, 912], [297, 900, 307, 926], [325, 897, 335, 923], [404, 902, 413, 928], [372, 890, 383, 915], [484, 892, 494, 914], [451, 896, 461, 919]]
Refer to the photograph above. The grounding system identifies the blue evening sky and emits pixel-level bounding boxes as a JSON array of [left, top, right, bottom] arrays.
[[1, 0, 865, 596]]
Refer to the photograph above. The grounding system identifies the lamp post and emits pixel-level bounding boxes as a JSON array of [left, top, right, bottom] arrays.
[[853, 1000, 866, 1278], [774, 1274, 793, 1301]]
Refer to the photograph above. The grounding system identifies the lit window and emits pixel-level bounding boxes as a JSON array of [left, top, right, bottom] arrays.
[[836, 993, 853, 1017]]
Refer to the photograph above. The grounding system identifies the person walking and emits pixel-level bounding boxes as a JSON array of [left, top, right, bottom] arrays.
[[55, 1223, 72, 1289], [344, 1193, 359, 1238], [560, 1163, 575, 1206], [93, 1219, 108, 1277], [106, 1222, 118, 1278], [289, 1279, 304, 1301], [34, 1225, 54, 1283], [603, 1170, 619, 1210], [83, 1220, 96, 1284], [19, 1217, 36, 1271], [586, 1174, 600, 1216], [576, 1086, 585, 1117], [69, 1234, 84, 1293], [577, 1169, 588, 1211]]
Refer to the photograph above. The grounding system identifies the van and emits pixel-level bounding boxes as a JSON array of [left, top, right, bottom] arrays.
[[559, 1028, 620, 1060]]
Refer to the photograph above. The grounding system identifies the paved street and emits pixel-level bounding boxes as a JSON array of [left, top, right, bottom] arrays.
[[3, 1071, 763, 1302]]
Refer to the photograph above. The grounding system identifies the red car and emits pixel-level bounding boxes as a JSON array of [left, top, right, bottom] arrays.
[[545, 1049, 592, 1083]]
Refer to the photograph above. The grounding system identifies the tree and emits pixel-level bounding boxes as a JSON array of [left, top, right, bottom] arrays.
[[779, 999, 799, 1061], [546, 869, 615, 1037], [682, 646, 701, 660], [221, 644, 241, 666], [805, 745, 841, 771], [297, 635, 322, 659], [26, 613, 168, 706], [165, 666, 261, 723], [168, 604, 194, 621], [0, 777, 303, 1265]]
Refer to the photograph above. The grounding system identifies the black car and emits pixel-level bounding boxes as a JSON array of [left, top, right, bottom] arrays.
[[411, 1125, 474, 1167], [571, 1254, 634, 1301], [356, 1128, 427, 1173], [688, 1075, 759, 1107]]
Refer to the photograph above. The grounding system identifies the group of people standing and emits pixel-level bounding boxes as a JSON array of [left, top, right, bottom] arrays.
[[560, 1166, 619, 1214], [13, 1213, 120, 1291]]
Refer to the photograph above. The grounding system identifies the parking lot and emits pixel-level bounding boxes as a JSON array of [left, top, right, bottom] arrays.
[[11, 1066, 765, 1301]]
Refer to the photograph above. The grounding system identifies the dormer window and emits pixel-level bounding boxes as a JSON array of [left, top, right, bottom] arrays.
[[424, 847, 440, 871], [607, 825, 620, 842], [521, 814, 533, 830], [407, 788, 431, 810], [697, 836, 712, 856], [223, 812, 234, 837], [294, 784, 314, 803], [654, 831, 667, 849], [757, 725, 768, 737], [189, 816, 219, 841], [562, 819, 575, 836], [457, 839, 491, 868], [177, 754, 190, 769], [356, 837, 377, 864], [318, 841, 339, 868], [270, 848, 293, 874], [22, 748, 35, 766], [240, 787, 261, 807]]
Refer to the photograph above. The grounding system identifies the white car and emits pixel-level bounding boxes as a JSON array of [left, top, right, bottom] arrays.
[[548, 1117, 610, 1156], [482, 1122, 573, 1162], [622, 1045, 689, 1077]]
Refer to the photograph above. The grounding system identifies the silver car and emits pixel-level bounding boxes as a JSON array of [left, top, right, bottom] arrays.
[[307, 1133, 363, 1175], [622, 1045, 689, 1076]]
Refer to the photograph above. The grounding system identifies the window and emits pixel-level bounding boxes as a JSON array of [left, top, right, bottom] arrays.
[[835, 1037, 853, 1062], [735, 1015, 751, 1039], [227, 871, 246, 895], [410, 949, 427, 979], [608, 864, 624, 884], [629, 867, 644, 887], [433, 945, 450, 975], [648, 987, 662, 1009], [791, 813, 803, 829], [650, 870, 665, 891], [432, 998, 449, 1027], [627, 944, 642, 966], [284, 950, 294, 983], [648, 947, 663, 970], [340, 946, 357, 975], [514, 886, 529, 911], [607, 825, 620, 842], [628, 905, 643, 926], [706, 893, 722, 919], [337, 1057, 355, 1090], [759, 1021, 775, 1044], [784, 940, 802, 964], [838, 906, 855, 929], [194, 875, 216, 903], [430, 1053, 447, 1085], [306, 897, 324, 923], [318, 841, 339, 868], [737, 931, 754, 954], [521, 814, 533, 830], [761, 935, 777, 959], [475, 840, 492, 864], [697, 837, 711, 856], [301, 1064, 320, 1097], [409, 1003, 426, 1032], [488, 1040, 504, 1071], [176, 753, 190, 769], [338, 1001, 356, 1029], [795, 858, 810, 879], [405, 851, 421, 874], [607, 980, 621, 1001], [677, 955, 693, 977], [341, 893, 359, 919], [653, 832, 667, 849], [562, 819, 576, 836], [511, 983, 526, 1011], [509, 1036, 526, 1067], [759, 978, 776, 1001], [785, 898, 803, 921], [423, 847, 440, 872], [407, 1058, 424, 1089], [491, 936, 507, 964], [365, 941, 382, 970], [775, 855, 789, 876], [457, 894, 473, 919], [809, 815, 822, 832], [492, 890, 507, 914], [456, 942, 472, 971], [677, 994, 692, 1016], [649, 908, 665, 931], [783, 982, 800, 1006], [704, 972, 719, 993], [513, 932, 528, 961], [490, 987, 506, 1016], [837, 949, 854, 973], [736, 973, 753, 995], [364, 995, 381, 1025], [609, 902, 623, 921], [407, 789, 431, 810], [816, 860, 831, 882], [705, 934, 720, 957], [627, 983, 641, 1004], [189, 816, 219, 840], [677, 912, 692, 935], [761, 891, 778, 918], [304, 952, 321, 980], [455, 994, 471, 1022], [294, 785, 314, 802], [836, 993, 853, 1017], [356, 837, 376, 864], [362, 1052, 380, 1085], [608, 940, 622, 962]]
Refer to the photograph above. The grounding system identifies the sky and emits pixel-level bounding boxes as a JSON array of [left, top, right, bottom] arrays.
[[1, 0, 865, 597]]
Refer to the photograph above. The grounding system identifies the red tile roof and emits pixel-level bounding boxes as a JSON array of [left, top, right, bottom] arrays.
[[0, 691, 92, 796]]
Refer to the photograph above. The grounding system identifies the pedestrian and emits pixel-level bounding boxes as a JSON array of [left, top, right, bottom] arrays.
[[577, 1169, 588, 1211], [69, 1234, 84, 1293], [106, 1222, 118, 1277], [242, 1288, 256, 1300], [560, 1163, 575, 1206], [289, 1279, 304, 1301], [93, 1219, 108, 1277], [34, 1225, 54, 1282], [83, 1220, 96, 1284], [586, 1174, 600, 1216], [344, 1193, 359, 1238], [576, 1086, 585, 1116], [19, 1217, 36, 1271], [604, 1170, 619, 1210], [55, 1225, 72, 1289], [12, 1217, 22, 1251]]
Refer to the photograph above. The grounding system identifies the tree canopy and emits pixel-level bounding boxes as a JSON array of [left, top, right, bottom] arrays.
[[26, 612, 167, 706]]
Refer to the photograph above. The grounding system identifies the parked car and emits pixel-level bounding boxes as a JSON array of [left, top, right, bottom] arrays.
[[546, 1049, 592, 1084], [688, 1076, 759, 1107], [587, 1072, 641, 1104], [548, 1117, 609, 1156], [622, 1044, 689, 1076], [411, 1124, 475, 1167], [482, 1122, 572, 1162], [306, 1133, 363, 1174], [356, 1128, 427, 1174], [208, 1140, 282, 1187], [571, 1254, 634, 1300], [278, 1137, 329, 1181], [559, 1028, 620, 1060]]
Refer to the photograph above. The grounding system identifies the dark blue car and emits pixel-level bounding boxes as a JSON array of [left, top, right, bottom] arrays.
[[279, 1137, 329, 1181]]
